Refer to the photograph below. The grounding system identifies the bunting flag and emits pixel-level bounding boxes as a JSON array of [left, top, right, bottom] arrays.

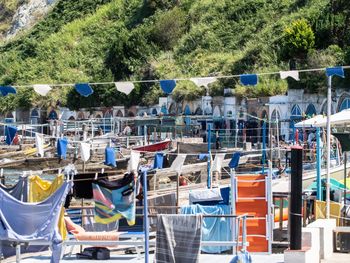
[[211, 153, 226, 172], [127, 150, 140, 172], [229, 152, 241, 169], [5, 126, 17, 145], [57, 138, 68, 159], [280, 70, 300, 81], [326, 67, 345, 78], [75, 83, 94, 97], [160, 79, 176, 94], [105, 147, 116, 167], [115, 82, 135, 95], [0, 86, 16, 96], [153, 153, 164, 169], [35, 133, 44, 157], [33, 84, 52, 96], [80, 142, 91, 162], [170, 154, 186, 174], [240, 74, 258, 86], [190, 77, 217, 87]]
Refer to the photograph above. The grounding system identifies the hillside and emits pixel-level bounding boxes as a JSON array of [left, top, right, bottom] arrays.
[[0, 0, 349, 113]]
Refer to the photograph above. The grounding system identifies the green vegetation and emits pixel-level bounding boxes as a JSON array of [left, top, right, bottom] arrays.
[[0, 0, 350, 113]]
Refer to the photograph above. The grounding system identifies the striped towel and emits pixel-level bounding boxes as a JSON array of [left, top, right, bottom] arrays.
[[156, 214, 202, 263]]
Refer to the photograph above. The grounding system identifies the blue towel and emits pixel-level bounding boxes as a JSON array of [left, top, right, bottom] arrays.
[[160, 80, 176, 94], [57, 138, 68, 159], [228, 152, 241, 169], [240, 74, 258, 86], [5, 126, 17, 145], [105, 147, 116, 167], [0, 86, 16, 96], [326, 67, 345, 78], [198, 153, 209, 160], [75, 83, 94, 97], [230, 251, 252, 263], [153, 153, 164, 169], [181, 204, 231, 253]]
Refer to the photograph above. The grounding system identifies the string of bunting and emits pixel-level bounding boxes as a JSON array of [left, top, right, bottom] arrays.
[[0, 66, 348, 98]]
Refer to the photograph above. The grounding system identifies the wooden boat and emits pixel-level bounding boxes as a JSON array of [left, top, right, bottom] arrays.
[[132, 139, 171, 152]]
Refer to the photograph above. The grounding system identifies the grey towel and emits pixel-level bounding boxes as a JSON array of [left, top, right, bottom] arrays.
[[155, 214, 202, 263]]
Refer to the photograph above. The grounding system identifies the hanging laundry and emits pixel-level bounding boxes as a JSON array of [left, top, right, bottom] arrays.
[[57, 138, 68, 159], [73, 173, 106, 199], [80, 142, 91, 162], [35, 133, 44, 157], [181, 204, 231, 253], [33, 84, 52, 96], [29, 175, 67, 241], [280, 70, 300, 81], [127, 150, 140, 172], [326, 66, 345, 78], [228, 152, 241, 169], [240, 74, 258, 86], [75, 83, 94, 97], [115, 82, 135, 95], [155, 214, 202, 263], [5, 126, 17, 145], [211, 153, 226, 173], [153, 152, 164, 169], [0, 176, 28, 202], [105, 147, 116, 167], [170, 154, 186, 173], [190, 77, 217, 87], [0, 181, 73, 263], [0, 86, 16, 96], [160, 79, 176, 94], [92, 173, 136, 225]]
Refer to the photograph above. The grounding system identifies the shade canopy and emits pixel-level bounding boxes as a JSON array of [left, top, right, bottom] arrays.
[[294, 115, 326, 128], [314, 109, 350, 127]]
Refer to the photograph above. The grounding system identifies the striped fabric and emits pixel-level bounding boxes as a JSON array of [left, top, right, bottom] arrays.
[[156, 214, 202, 263]]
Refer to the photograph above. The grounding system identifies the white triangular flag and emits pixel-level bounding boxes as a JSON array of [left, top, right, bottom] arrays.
[[211, 153, 226, 173], [33, 84, 52, 96], [170, 154, 187, 174], [190, 77, 217, 87], [115, 82, 135, 95], [35, 133, 44, 157], [80, 142, 91, 162], [280, 70, 300, 81], [128, 150, 140, 172]]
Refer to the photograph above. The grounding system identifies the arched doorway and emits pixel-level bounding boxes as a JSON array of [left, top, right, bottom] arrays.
[[246, 112, 258, 143], [48, 110, 58, 120], [290, 105, 302, 141], [339, 97, 350, 112], [305, 104, 316, 117], [30, 108, 40, 124]]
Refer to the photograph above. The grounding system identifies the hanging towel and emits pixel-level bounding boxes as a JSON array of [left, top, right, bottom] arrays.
[[153, 153, 164, 169], [211, 153, 226, 173], [170, 154, 186, 174], [127, 150, 140, 172], [57, 138, 68, 159], [80, 142, 91, 162], [240, 74, 258, 86], [148, 193, 176, 227], [0, 176, 28, 202], [190, 77, 217, 87], [33, 84, 52, 96], [181, 204, 231, 253], [93, 173, 136, 225], [0, 86, 16, 96], [155, 214, 202, 263], [35, 133, 44, 157], [115, 82, 135, 95], [315, 200, 342, 226], [326, 66, 345, 78], [160, 80, 176, 94], [75, 83, 94, 97], [0, 181, 73, 263], [73, 173, 106, 199], [5, 126, 17, 145], [280, 70, 300, 81], [105, 147, 116, 167]]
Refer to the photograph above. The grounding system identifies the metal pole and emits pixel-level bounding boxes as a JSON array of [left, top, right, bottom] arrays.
[[289, 146, 303, 250], [316, 127, 322, 200], [344, 152, 347, 221], [16, 244, 20, 263], [230, 168, 236, 254], [262, 121, 266, 174], [326, 76, 332, 218], [276, 118, 281, 160], [207, 123, 212, 189], [143, 171, 149, 263]]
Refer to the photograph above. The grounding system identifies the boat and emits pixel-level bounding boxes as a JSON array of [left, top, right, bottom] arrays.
[[132, 138, 171, 152]]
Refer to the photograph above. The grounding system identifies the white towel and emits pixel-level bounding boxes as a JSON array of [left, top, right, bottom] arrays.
[[35, 133, 44, 157], [80, 142, 91, 162], [190, 77, 217, 87], [115, 82, 135, 95], [33, 84, 52, 96], [170, 154, 187, 174], [128, 150, 140, 172], [280, 70, 300, 81], [211, 153, 226, 173]]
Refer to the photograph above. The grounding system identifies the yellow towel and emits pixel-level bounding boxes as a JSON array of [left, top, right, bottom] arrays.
[[29, 174, 67, 240], [315, 200, 341, 226]]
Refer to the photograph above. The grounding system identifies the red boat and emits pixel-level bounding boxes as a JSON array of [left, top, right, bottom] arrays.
[[133, 139, 171, 152]]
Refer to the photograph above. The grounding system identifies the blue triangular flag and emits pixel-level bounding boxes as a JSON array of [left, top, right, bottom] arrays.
[[75, 83, 94, 97], [184, 105, 191, 115], [160, 80, 176, 94], [153, 153, 164, 169], [57, 138, 68, 159], [105, 147, 116, 167], [326, 67, 345, 78], [240, 74, 258, 86], [228, 152, 241, 169], [5, 126, 17, 145], [198, 153, 209, 161], [0, 86, 17, 96]]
